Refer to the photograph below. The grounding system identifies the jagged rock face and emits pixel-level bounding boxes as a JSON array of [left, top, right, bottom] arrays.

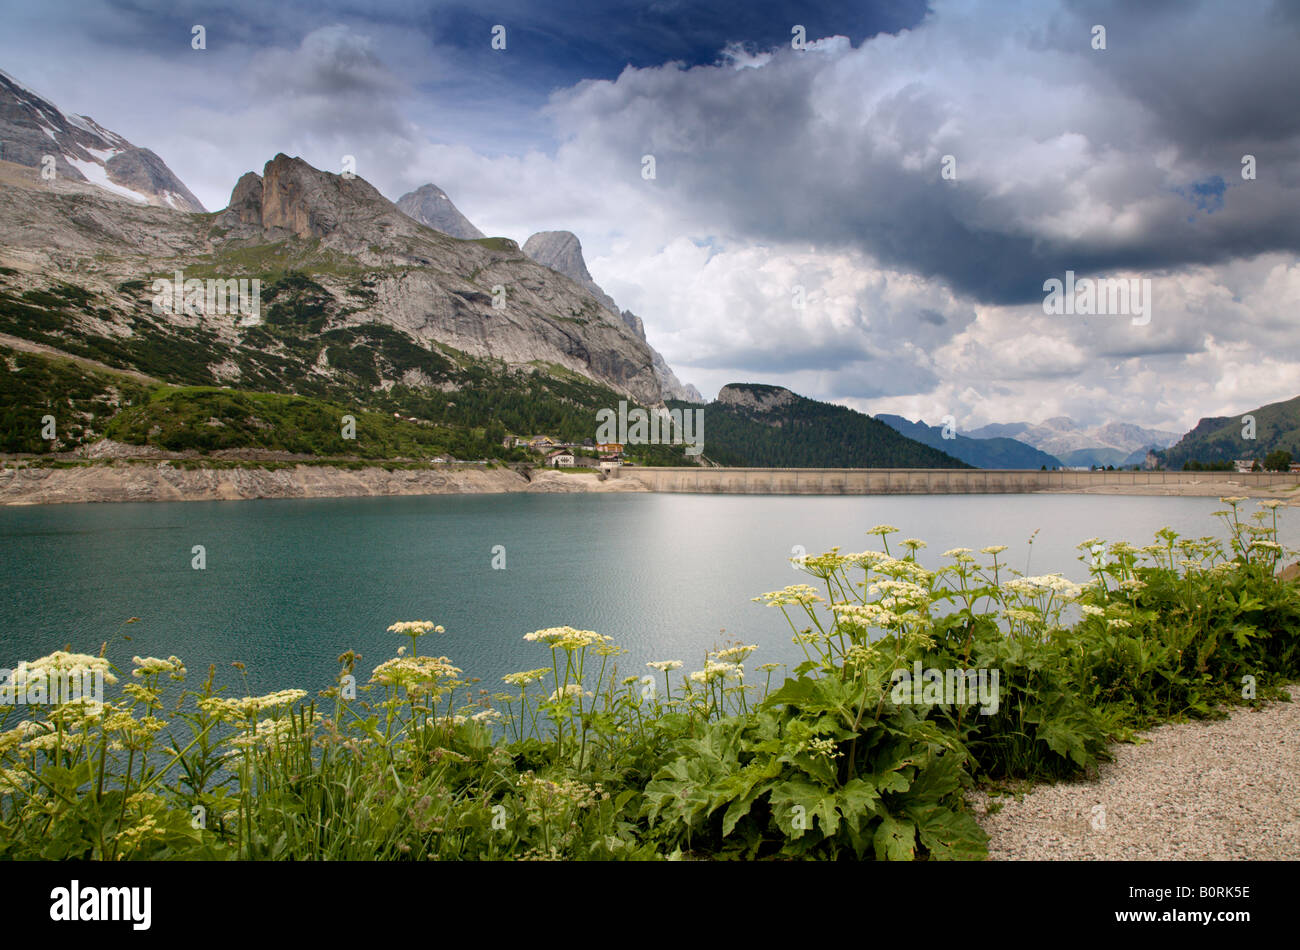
[[653, 350, 704, 402], [234, 153, 424, 249], [0, 153, 664, 406], [615, 307, 699, 400], [523, 231, 621, 317], [523, 230, 704, 403], [260, 154, 346, 238], [395, 184, 485, 240], [225, 171, 264, 226], [0, 68, 205, 212], [216, 155, 497, 263], [620, 309, 645, 340], [717, 384, 797, 412]]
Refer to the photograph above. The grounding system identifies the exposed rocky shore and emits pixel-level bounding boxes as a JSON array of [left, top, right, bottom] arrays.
[[2, 450, 1296, 507], [0, 460, 648, 505], [971, 686, 1300, 860]]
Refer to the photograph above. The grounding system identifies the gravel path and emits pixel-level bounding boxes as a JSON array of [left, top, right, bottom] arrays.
[[970, 686, 1300, 860]]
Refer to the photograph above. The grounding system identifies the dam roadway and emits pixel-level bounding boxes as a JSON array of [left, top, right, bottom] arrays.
[[616, 467, 1300, 495]]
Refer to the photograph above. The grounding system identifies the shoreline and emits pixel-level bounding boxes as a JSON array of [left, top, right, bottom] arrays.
[[2, 459, 1297, 506], [972, 685, 1300, 860], [0, 461, 646, 506]]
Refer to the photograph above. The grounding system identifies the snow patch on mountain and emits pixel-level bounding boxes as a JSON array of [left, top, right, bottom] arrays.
[[0, 66, 205, 212]]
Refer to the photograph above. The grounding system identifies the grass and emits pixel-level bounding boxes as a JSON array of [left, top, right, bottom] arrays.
[[470, 237, 519, 253]]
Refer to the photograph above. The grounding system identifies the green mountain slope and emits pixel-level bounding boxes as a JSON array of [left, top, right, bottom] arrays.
[[1157, 394, 1300, 468], [673, 384, 971, 468]]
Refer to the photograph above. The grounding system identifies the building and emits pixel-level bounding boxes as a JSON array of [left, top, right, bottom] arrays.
[[545, 449, 575, 468], [595, 442, 624, 455], [1234, 459, 1257, 473]]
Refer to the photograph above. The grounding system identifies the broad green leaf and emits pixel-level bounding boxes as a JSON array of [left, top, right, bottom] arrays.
[[770, 779, 840, 839], [873, 814, 916, 861]]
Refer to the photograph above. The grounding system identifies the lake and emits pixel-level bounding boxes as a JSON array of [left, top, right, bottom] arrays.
[[0, 493, 1290, 699]]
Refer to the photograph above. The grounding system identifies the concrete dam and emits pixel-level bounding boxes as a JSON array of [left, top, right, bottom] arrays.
[[616, 467, 1300, 495]]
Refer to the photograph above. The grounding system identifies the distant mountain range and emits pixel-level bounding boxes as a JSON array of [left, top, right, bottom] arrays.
[[875, 415, 1061, 469], [965, 417, 1180, 468], [675, 385, 969, 468], [1157, 393, 1300, 468], [0, 69, 204, 212]]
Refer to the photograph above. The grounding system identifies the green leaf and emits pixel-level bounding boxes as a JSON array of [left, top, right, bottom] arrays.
[[873, 814, 916, 861], [770, 779, 841, 839], [907, 805, 988, 861], [837, 778, 883, 839], [718, 757, 782, 836], [901, 749, 966, 806]]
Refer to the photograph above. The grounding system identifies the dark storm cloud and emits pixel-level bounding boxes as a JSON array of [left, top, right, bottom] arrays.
[[547, 0, 1300, 307], [1066, 0, 1300, 151]]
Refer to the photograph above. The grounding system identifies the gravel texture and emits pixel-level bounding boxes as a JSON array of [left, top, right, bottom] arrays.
[[970, 686, 1300, 860]]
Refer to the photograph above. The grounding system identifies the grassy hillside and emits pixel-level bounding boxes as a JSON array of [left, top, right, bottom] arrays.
[[0, 344, 150, 452], [672, 385, 970, 468], [1158, 394, 1300, 468], [0, 345, 692, 464], [0, 266, 696, 463], [103, 386, 508, 459]]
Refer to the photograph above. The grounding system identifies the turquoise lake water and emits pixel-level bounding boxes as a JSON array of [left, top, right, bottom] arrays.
[[0, 493, 1289, 699]]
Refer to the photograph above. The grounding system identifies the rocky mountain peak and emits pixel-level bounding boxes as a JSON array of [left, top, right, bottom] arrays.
[[0, 67, 205, 212], [523, 229, 703, 402], [225, 171, 264, 225], [522, 230, 622, 319], [717, 383, 797, 412], [258, 153, 380, 239], [395, 183, 485, 240], [215, 154, 442, 260], [523, 231, 596, 286]]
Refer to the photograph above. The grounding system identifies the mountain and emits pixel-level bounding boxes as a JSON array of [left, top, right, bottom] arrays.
[[522, 230, 703, 402], [0, 151, 706, 460], [522, 231, 619, 315], [674, 384, 970, 468], [875, 414, 1061, 469], [394, 183, 484, 240], [966, 416, 1179, 466], [0, 68, 204, 212], [1157, 393, 1300, 468]]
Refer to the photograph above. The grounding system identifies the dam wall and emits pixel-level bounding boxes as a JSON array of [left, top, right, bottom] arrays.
[[618, 467, 1300, 495]]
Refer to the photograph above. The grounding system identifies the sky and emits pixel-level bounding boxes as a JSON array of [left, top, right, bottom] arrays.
[[1, 0, 1298, 433]]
